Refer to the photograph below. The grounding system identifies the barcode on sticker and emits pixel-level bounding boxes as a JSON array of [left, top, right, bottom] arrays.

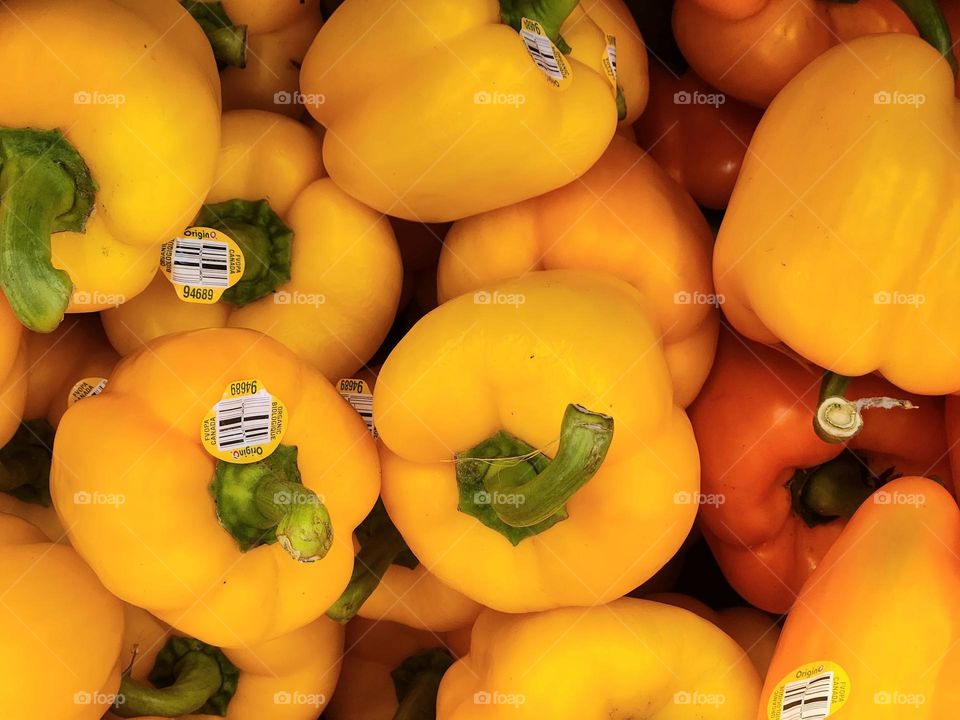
[[171, 238, 230, 288], [781, 672, 833, 720], [520, 22, 564, 82], [606, 37, 617, 80], [337, 379, 377, 438], [215, 392, 272, 451]]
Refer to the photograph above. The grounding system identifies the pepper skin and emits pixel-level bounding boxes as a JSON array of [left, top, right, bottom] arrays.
[[0, 0, 221, 330], [714, 34, 960, 394], [758, 476, 960, 719], [106, 606, 344, 720], [51, 328, 380, 648], [648, 592, 780, 676], [438, 134, 718, 407], [690, 329, 951, 613], [634, 64, 761, 209], [300, 0, 648, 221], [0, 314, 118, 540], [673, 0, 914, 107], [0, 513, 124, 719], [437, 599, 760, 719], [376, 271, 699, 612], [101, 110, 402, 381], [0, 296, 27, 446], [327, 618, 465, 720], [220, 0, 324, 118]]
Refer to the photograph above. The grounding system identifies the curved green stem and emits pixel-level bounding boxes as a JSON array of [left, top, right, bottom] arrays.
[[180, 1, 248, 69], [194, 199, 293, 306], [0, 420, 54, 506], [818, 372, 850, 405], [114, 636, 239, 718], [500, 0, 579, 50], [456, 404, 613, 544], [209, 444, 333, 562], [892, 0, 958, 75], [327, 500, 416, 623], [0, 129, 96, 332], [392, 649, 454, 720], [788, 451, 893, 527]]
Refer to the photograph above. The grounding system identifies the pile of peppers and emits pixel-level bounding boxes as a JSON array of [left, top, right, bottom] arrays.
[[0, 0, 958, 718]]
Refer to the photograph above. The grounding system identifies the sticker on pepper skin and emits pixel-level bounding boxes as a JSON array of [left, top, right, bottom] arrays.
[[201, 379, 288, 464], [337, 378, 377, 439], [160, 226, 245, 305], [601, 34, 617, 90], [519, 17, 571, 88], [68, 377, 108, 407], [767, 661, 850, 719]]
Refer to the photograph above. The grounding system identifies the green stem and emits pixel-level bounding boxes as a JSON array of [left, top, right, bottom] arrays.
[[500, 0, 579, 51], [788, 451, 887, 527], [194, 199, 293, 307], [818, 372, 849, 405], [0, 129, 96, 332], [0, 420, 54, 506], [208, 445, 333, 562], [392, 649, 454, 720], [327, 500, 416, 623], [891, 0, 958, 75], [456, 404, 613, 545], [114, 636, 239, 718], [180, 1, 248, 69]]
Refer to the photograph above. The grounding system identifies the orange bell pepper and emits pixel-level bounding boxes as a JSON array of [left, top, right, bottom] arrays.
[[673, 0, 918, 106], [0, 296, 26, 447], [759, 476, 960, 719], [689, 328, 951, 613], [633, 63, 761, 209]]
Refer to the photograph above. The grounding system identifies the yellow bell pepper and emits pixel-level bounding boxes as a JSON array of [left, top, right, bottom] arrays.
[[300, 0, 648, 221], [0, 314, 118, 540], [0, 513, 124, 720], [0, 0, 222, 331], [51, 327, 380, 648], [437, 599, 761, 718], [715, 33, 960, 394], [439, 134, 718, 407], [328, 617, 466, 720], [102, 110, 401, 380], [219, 0, 324, 118], [0, 296, 27, 446], [375, 271, 699, 612], [106, 605, 343, 720]]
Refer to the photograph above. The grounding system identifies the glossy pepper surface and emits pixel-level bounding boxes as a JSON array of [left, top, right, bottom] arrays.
[[51, 328, 380, 648], [0, 296, 26, 446], [437, 599, 761, 719], [759, 476, 960, 719], [438, 135, 718, 407], [0, 513, 124, 720], [376, 271, 699, 612], [690, 329, 951, 613], [101, 110, 402, 381], [0, 0, 221, 330], [715, 34, 960, 394], [300, 0, 648, 221]]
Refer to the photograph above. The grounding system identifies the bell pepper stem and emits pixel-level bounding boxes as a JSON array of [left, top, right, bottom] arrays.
[[193, 199, 294, 307], [0, 129, 96, 332], [818, 371, 850, 405], [180, 1, 248, 69], [815, 395, 916, 443], [209, 445, 333, 562], [891, 0, 958, 75], [392, 649, 454, 720], [790, 451, 881, 526], [499, 0, 580, 49], [327, 502, 411, 623], [114, 651, 222, 718], [0, 420, 54, 506]]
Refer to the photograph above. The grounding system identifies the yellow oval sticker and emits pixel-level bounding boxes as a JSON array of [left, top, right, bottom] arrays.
[[160, 226, 245, 304], [200, 379, 288, 464], [68, 377, 108, 407], [767, 661, 850, 719]]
